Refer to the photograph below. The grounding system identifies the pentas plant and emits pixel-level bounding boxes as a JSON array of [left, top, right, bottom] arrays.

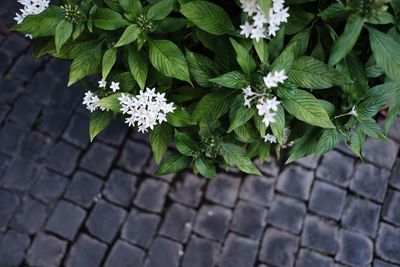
[[13, 0, 400, 178]]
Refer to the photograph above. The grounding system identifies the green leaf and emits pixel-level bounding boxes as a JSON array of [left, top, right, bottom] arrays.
[[356, 116, 387, 140], [368, 28, 400, 83], [119, 0, 142, 20], [256, 0, 272, 18], [98, 93, 123, 112], [128, 48, 148, 90], [316, 128, 341, 155], [94, 8, 129, 30], [271, 41, 297, 71], [115, 24, 141, 47], [166, 106, 196, 127], [195, 157, 217, 178], [185, 50, 219, 87], [228, 97, 256, 132], [277, 88, 335, 128], [194, 89, 236, 122], [328, 17, 365, 66], [13, 6, 64, 37], [155, 152, 191, 175], [89, 111, 114, 142], [288, 56, 346, 89], [68, 44, 102, 86], [270, 105, 285, 144], [229, 38, 256, 75], [175, 131, 199, 156], [147, 0, 176, 20], [209, 71, 248, 89], [180, 1, 234, 35], [286, 128, 319, 163], [253, 39, 269, 64], [102, 47, 117, 79], [148, 39, 191, 84], [285, 7, 314, 35], [149, 124, 173, 164], [220, 143, 261, 175], [154, 18, 187, 34], [55, 20, 73, 53]]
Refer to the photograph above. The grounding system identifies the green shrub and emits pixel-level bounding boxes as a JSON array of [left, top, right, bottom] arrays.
[[14, 0, 400, 178]]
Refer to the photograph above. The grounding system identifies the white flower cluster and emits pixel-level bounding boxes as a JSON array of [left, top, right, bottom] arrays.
[[14, 0, 49, 25], [118, 88, 176, 133], [98, 79, 120, 92], [242, 69, 287, 140], [82, 91, 106, 113], [239, 0, 289, 41]]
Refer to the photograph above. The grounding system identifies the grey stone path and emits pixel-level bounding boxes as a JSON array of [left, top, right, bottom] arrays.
[[2, 5, 400, 267]]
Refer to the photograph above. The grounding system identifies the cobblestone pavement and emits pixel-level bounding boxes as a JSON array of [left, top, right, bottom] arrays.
[[2, 6, 400, 267]]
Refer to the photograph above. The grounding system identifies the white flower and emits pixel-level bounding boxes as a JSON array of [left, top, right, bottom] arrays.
[[262, 111, 276, 127], [253, 10, 267, 28], [242, 86, 254, 97], [250, 26, 266, 42], [256, 97, 281, 128], [98, 79, 107, 88], [273, 70, 288, 84], [82, 91, 103, 113], [118, 88, 176, 132], [264, 133, 277, 143], [240, 21, 254, 38], [240, 0, 257, 16], [15, 0, 50, 36], [266, 97, 281, 112], [110, 81, 120, 92], [263, 70, 287, 88]]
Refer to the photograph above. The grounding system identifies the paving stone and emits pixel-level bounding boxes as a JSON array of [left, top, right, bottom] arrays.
[[342, 196, 381, 238], [0, 230, 30, 267], [45, 141, 80, 176], [134, 178, 169, 213], [49, 82, 82, 110], [362, 138, 399, 169], [29, 72, 57, 105], [388, 118, 400, 142], [0, 51, 11, 75], [86, 200, 127, 243], [160, 203, 196, 243], [295, 249, 334, 267], [65, 234, 107, 267], [0, 189, 19, 233], [259, 227, 299, 267], [0, 152, 10, 176], [301, 214, 338, 255], [231, 200, 267, 239], [80, 142, 118, 177], [267, 195, 306, 234], [169, 173, 205, 207], [43, 59, 70, 80], [38, 107, 70, 137], [376, 223, 400, 264], [182, 235, 219, 267], [1, 158, 37, 191], [239, 175, 275, 206], [309, 180, 346, 220], [103, 169, 137, 207], [218, 233, 258, 267], [276, 165, 314, 200], [296, 155, 319, 169], [9, 54, 42, 81], [374, 259, 398, 267], [9, 95, 41, 126], [144, 236, 182, 267], [63, 113, 90, 148], [19, 132, 52, 160], [30, 170, 68, 203], [26, 233, 67, 267], [390, 159, 400, 190], [0, 34, 30, 57], [255, 158, 280, 176], [350, 163, 390, 202], [97, 119, 128, 146], [383, 189, 400, 226], [336, 229, 373, 267], [0, 121, 26, 155], [118, 141, 151, 173], [121, 209, 160, 248], [316, 150, 355, 187], [104, 240, 145, 267], [0, 105, 9, 123], [205, 174, 240, 207], [11, 196, 47, 234], [46, 200, 86, 241], [64, 171, 103, 208], [194, 204, 232, 241], [0, 79, 23, 105]]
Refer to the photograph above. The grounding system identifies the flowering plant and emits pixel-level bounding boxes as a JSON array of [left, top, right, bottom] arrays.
[[14, 0, 400, 178]]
